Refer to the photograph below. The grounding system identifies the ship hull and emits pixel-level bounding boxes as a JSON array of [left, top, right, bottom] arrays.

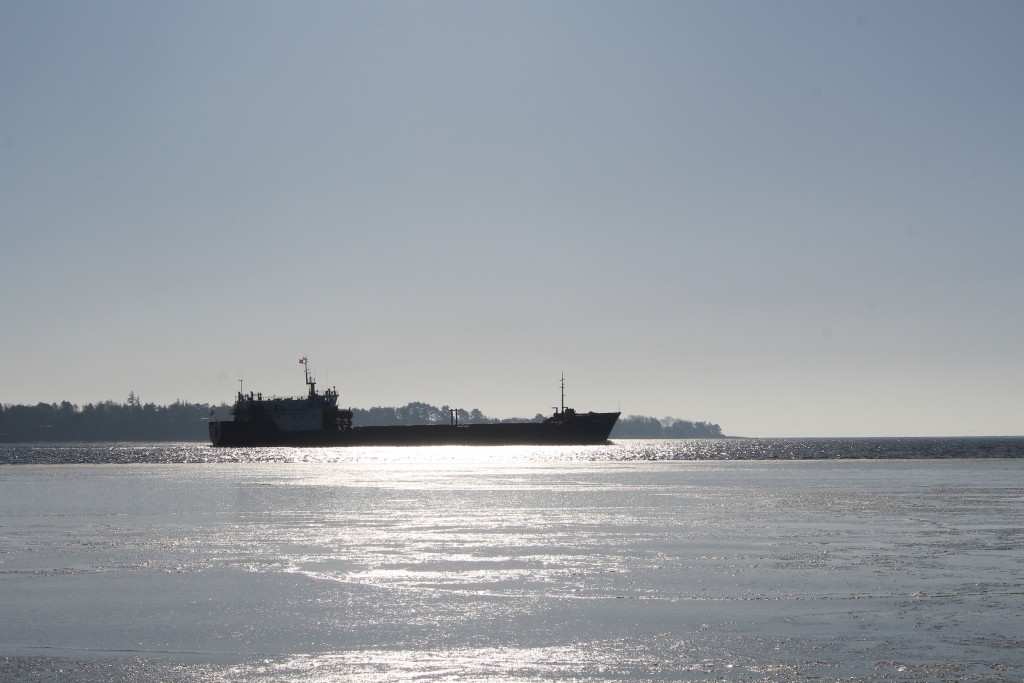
[[209, 412, 620, 447]]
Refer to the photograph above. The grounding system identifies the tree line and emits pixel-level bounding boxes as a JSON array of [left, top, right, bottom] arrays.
[[0, 395, 220, 442], [0, 395, 724, 442], [613, 415, 723, 438]]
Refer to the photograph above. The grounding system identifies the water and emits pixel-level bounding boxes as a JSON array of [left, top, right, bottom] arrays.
[[1, 439, 1022, 681], [3, 436, 1023, 464]]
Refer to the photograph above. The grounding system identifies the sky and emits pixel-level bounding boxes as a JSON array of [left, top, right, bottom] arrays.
[[2, 0, 1022, 437]]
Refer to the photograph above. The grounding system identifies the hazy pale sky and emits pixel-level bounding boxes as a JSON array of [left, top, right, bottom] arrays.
[[2, 0, 1021, 437]]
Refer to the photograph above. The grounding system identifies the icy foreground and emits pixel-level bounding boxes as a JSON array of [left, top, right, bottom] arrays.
[[1, 455, 1022, 681]]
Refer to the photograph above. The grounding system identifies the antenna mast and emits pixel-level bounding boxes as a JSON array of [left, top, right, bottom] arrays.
[[561, 372, 566, 413], [300, 356, 315, 396]]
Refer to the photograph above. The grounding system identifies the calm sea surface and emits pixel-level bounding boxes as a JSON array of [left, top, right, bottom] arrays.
[[2, 436, 1023, 464], [1, 439, 1022, 681]]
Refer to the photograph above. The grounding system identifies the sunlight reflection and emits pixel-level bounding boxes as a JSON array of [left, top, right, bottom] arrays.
[[215, 637, 827, 682]]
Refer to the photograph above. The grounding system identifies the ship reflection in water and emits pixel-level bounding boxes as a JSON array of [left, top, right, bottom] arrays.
[[210, 357, 619, 447]]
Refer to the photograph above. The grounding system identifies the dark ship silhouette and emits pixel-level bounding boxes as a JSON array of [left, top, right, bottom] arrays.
[[209, 358, 619, 447]]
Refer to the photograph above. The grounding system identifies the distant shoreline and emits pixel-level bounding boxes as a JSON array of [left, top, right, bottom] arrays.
[[0, 399, 724, 442]]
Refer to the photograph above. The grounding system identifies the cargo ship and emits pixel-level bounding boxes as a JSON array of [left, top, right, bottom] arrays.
[[209, 358, 620, 447]]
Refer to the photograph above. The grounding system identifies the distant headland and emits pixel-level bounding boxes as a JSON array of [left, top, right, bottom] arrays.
[[0, 395, 724, 443]]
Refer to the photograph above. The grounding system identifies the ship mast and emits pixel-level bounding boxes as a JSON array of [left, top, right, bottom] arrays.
[[561, 372, 566, 413], [300, 356, 315, 397]]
